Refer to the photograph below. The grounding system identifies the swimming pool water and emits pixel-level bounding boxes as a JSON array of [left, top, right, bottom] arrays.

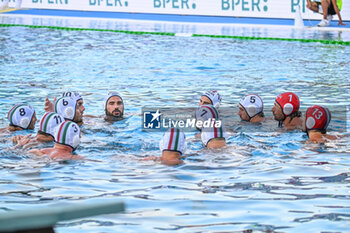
[[0, 25, 350, 232]]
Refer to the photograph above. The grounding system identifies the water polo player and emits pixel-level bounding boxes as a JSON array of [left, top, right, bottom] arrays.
[[29, 121, 82, 160], [104, 92, 124, 121], [272, 92, 302, 130], [54, 96, 84, 126], [195, 105, 219, 131], [143, 128, 186, 166], [199, 91, 222, 109], [303, 105, 338, 143], [5, 104, 37, 132], [238, 94, 265, 123], [45, 91, 85, 125], [12, 112, 65, 149], [201, 120, 227, 149]]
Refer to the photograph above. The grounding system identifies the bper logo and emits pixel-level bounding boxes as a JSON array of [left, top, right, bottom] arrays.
[[143, 110, 162, 129]]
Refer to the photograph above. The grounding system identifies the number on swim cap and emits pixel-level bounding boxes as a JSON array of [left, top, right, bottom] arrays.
[[305, 105, 331, 131], [63, 92, 72, 97], [19, 108, 26, 116], [239, 94, 264, 118], [276, 92, 300, 116], [8, 104, 35, 129], [250, 96, 256, 103]]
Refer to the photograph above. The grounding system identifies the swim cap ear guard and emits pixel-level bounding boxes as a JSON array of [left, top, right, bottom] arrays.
[[54, 121, 81, 151], [195, 105, 219, 131], [275, 92, 300, 117], [305, 105, 331, 134], [202, 91, 222, 109], [103, 92, 124, 113], [39, 112, 65, 138], [54, 97, 77, 121], [7, 104, 35, 129], [159, 128, 187, 155], [201, 120, 226, 147], [62, 91, 83, 102], [239, 94, 264, 119]]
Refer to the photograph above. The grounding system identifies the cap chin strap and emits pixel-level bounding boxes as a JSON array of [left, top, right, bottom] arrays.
[[72, 135, 80, 151], [278, 121, 283, 128]]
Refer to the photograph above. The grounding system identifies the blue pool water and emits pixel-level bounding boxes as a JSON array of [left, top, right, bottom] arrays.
[[0, 23, 350, 232]]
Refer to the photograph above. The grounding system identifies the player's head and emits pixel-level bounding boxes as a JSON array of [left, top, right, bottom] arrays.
[[7, 104, 36, 130], [54, 121, 81, 151], [38, 112, 65, 140], [54, 97, 83, 124], [201, 121, 226, 149], [104, 92, 124, 119], [303, 105, 331, 134], [200, 91, 222, 109], [238, 94, 264, 121], [273, 92, 300, 121], [61, 92, 85, 122], [195, 105, 219, 131], [159, 128, 186, 156]]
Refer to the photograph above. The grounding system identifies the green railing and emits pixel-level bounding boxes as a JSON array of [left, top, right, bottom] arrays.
[[0, 24, 349, 45]]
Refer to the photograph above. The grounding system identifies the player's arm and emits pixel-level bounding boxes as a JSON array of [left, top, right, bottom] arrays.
[[332, 0, 346, 25]]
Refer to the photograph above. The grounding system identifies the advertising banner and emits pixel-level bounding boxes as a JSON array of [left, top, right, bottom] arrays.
[[2, 0, 350, 21]]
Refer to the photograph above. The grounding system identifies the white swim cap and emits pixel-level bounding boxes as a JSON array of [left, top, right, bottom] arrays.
[[159, 128, 187, 155], [239, 94, 264, 118], [202, 91, 222, 108], [103, 92, 124, 111], [61, 91, 82, 102], [54, 121, 81, 150], [201, 121, 226, 147], [7, 104, 35, 129], [195, 105, 219, 130], [39, 112, 65, 138], [54, 97, 77, 121]]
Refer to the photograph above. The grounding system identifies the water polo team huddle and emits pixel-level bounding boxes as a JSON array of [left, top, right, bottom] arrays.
[[1, 90, 336, 164]]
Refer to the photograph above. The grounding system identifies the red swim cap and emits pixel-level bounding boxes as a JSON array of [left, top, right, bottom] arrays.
[[305, 105, 331, 132], [275, 92, 300, 117]]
